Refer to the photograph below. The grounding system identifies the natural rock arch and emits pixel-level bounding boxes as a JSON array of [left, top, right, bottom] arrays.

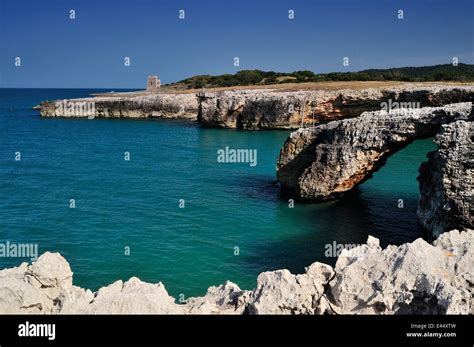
[[276, 103, 473, 235]]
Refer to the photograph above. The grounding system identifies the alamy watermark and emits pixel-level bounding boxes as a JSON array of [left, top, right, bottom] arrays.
[[324, 241, 365, 258], [18, 321, 55, 340], [55, 99, 96, 118], [217, 146, 257, 167], [380, 99, 421, 113], [0, 241, 38, 261]]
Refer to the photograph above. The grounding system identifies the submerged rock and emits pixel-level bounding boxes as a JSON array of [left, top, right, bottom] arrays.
[[0, 229, 471, 314], [276, 102, 472, 201], [417, 120, 474, 236]]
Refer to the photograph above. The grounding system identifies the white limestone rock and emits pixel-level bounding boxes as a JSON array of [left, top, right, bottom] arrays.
[[185, 281, 250, 314], [79, 277, 183, 314], [0, 230, 471, 315], [0, 252, 74, 313], [329, 230, 473, 314], [277, 102, 473, 201], [247, 262, 334, 314], [198, 86, 474, 129]]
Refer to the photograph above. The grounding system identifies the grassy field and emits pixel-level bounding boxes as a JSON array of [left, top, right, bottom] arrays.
[[163, 80, 474, 94], [93, 80, 474, 97]]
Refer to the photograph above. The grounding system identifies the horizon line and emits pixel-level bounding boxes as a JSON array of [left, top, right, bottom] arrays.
[[2, 62, 473, 89]]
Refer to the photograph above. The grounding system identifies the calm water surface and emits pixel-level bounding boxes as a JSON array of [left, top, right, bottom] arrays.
[[0, 89, 435, 297]]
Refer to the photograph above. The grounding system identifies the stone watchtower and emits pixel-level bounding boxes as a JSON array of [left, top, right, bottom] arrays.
[[146, 75, 161, 93]]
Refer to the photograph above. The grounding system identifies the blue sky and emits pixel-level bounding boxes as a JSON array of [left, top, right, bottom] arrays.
[[1, 0, 473, 88]]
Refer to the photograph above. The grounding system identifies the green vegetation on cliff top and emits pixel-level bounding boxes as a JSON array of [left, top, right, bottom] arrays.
[[173, 64, 474, 89]]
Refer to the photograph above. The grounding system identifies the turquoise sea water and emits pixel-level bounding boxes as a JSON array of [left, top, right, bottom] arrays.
[[0, 89, 436, 298]]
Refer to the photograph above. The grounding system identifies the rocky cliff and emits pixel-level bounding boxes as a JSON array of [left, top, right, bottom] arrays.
[[198, 86, 474, 129], [276, 102, 473, 202], [35, 85, 474, 127], [36, 92, 198, 119], [0, 229, 471, 314], [417, 121, 473, 236]]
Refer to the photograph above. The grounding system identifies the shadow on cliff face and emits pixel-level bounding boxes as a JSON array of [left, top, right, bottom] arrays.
[[395, 294, 448, 315]]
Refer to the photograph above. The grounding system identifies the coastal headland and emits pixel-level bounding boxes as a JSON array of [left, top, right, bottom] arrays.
[[35, 82, 474, 130]]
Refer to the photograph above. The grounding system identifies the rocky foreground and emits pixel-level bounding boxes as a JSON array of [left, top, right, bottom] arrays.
[[35, 85, 474, 128], [0, 229, 472, 314]]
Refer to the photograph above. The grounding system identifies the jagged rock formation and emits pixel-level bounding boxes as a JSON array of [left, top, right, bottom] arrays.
[[0, 229, 472, 314], [245, 262, 335, 314], [330, 230, 473, 314], [185, 281, 250, 314], [36, 92, 198, 119], [417, 121, 473, 236], [198, 86, 474, 129], [35, 85, 474, 127], [276, 102, 473, 201]]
